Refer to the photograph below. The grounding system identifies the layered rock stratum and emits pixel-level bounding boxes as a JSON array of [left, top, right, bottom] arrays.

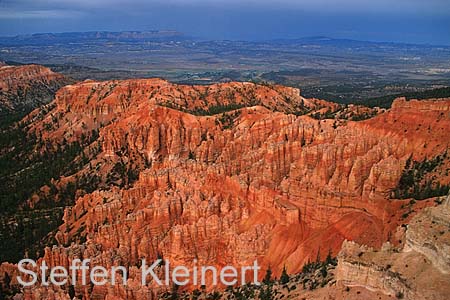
[[336, 192, 450, 300], [0, 76, 449, 299], [0, 64, 70, 115]]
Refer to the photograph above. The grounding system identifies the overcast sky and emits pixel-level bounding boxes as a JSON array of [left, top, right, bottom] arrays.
[[0, 0, 449, 44]]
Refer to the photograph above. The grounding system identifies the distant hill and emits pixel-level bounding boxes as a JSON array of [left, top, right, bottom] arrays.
[[0, 30, 188, 45], [0, 64, 71, 124], [268, 36, 450, 49], [1, 31, 449, 104], [361, 87, 450, 108]]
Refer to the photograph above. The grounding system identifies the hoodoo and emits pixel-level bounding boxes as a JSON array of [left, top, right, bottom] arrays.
[[1, 76, 449, 299]]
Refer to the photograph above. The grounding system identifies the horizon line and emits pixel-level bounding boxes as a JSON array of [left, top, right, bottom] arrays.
[[0, 30, 449, 47]]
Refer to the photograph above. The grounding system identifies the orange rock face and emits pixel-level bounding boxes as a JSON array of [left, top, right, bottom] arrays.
[[2, 79, 450, 299], [0, 64, 70, 114]]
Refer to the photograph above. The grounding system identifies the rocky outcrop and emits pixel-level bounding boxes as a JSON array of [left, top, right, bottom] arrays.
[[405, 193, 450, 274], [336, 241, 415, 299], [2, 79, 450, 299], [0, 64, 71, 114], [336, 193, 450, 300]]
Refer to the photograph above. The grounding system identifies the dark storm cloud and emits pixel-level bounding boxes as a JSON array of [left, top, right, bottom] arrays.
[[0, 0, 449, 44], [2, 0, 449, 13]]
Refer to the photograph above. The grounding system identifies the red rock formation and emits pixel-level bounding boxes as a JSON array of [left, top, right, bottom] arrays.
[[2, 79, 450, 299], [0, 64, 70, 114]]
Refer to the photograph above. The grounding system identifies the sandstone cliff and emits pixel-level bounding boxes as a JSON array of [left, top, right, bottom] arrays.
[[335, 192, 450, 300], [0, 64, 71, 115], [1, 78, 449, 300]]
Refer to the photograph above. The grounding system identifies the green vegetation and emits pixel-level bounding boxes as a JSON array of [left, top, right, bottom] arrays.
[[159, 102, 246, 117], [309, 106, 378, 122], [194, 104, 246, 116], [349, 111, 378, 121], [299, 251, 337, 290], [280, 265, 289, 285], [0, 117, 100, 262], [0, 208, 64, 262], [310, 108, 337, 120], [159, 254, 337, 300], [106, 159, 140, 188], [0, 112, 28, 130], [0, 127, 99, 213], [363, 87, 450, 108], [215, 111, 241, 129], [393, 153, 450, 200]]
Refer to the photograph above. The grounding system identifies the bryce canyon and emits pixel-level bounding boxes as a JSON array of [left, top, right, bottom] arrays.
[[1, 72, 449, 299]]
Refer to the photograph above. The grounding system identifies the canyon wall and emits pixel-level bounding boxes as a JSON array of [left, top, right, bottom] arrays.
[[336, 193, 450, 300], [1, 78, 449, 299], [0, 64, 71, 114]]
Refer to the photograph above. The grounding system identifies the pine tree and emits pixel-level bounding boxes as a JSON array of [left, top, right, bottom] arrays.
[[280, 265, 289, 285], [325, 250, 336, 266], [170, 283, 179, 300], [263, 266, 273, 285], [259, 284, 273, 300]]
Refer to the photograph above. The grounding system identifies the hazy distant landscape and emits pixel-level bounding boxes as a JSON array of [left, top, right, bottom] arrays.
[[2, 31, 450, 105]]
